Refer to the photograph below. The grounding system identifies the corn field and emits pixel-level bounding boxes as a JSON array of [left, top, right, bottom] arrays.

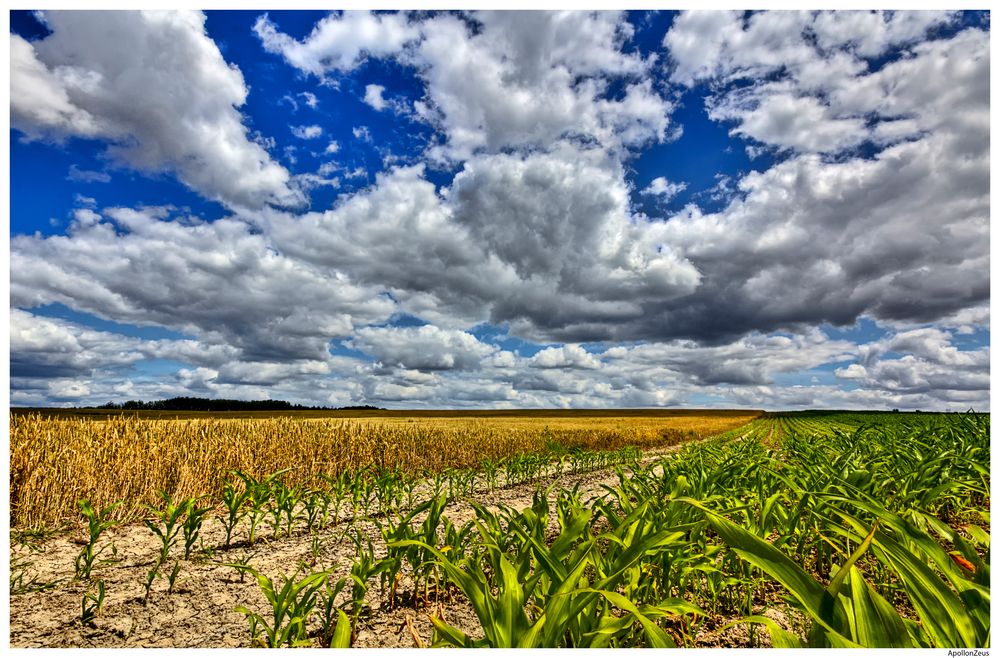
[[9, 411, 990, 648]]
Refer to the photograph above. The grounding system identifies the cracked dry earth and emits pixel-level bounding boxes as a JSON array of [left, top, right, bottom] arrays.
[[10, 442, 799, 648]]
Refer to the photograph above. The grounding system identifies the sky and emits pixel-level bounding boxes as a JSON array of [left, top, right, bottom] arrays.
[[8, 8, 991, 410]]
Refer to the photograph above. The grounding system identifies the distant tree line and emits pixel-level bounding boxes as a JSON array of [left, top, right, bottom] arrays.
[[96, 397, 384, 412]]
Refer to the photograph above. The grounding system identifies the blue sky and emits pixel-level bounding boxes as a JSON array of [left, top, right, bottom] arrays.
[[9, 9, 990, 410]]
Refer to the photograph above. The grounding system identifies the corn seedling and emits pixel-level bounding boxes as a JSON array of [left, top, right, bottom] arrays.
[[267, 479, 302, 538], [74, 499, 121, 580], [319, 472, 351, 528], [347, 530, 387, 627], [302, 487, 330, 533], [10, 554, 62, 595], [142, 565, 158, 605], [377, 512, 412, 609], [233, 566, 331, 647], [224, 550, 258, 583], [218, 477, 250, 548], [80, 580, 106, 627], [182, 497, 213, 559], [306, 534, 326, 567], [144, 492, 191, 565], [350, 472, 376, 521], [373, 467, 405, 516], [316, 577, 351, 647], [234, 469, 293, 545], [165, 561, 182, 595]]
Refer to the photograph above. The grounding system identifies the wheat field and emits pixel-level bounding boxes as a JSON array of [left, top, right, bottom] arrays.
[[10, 411, 759, 528]]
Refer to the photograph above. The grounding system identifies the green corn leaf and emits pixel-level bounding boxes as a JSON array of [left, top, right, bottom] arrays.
[[330, 609, 351, 648], [827, 521, 877, 597], [580, 613, 633, 647], [843, 565, 912, 648], [828, 500, 976, 592], [676, 498, 856, 644], [428, 614, 482, 648], [254, 572, 276, 605], [963, 525, 990, 550], [825, 500, 988, 645], [536, 545, 596, 646], [389, 539, 496, 640], [869, 531, 981, 647], [582, 589, 675, 648], [495, 552, 531, 646]]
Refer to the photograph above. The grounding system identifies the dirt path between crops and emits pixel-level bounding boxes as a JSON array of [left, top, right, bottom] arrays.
[[9, 435, 792, 648]]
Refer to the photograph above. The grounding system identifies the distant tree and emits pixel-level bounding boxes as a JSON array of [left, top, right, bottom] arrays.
[[91, 397, 386, 412]]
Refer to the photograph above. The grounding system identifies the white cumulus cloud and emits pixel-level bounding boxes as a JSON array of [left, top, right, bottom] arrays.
[[11, 11, 300, 210]]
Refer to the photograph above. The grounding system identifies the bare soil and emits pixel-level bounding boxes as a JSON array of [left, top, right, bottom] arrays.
[[9, 442, 798, 648]]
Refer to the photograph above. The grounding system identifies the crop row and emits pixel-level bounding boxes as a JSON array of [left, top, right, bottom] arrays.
[[229, 412, 989, 648], [410, 412, 987, 648], [11, 443, 647, 642], [11, 412, 989, 648]]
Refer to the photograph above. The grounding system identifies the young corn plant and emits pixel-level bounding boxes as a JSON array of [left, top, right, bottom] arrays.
[[218, 476, 250, 548], [74, 499, 121, 580], [182, 497, 214, 559], [302, 487, 331, 533], [428, 470, 448, 499], [392, 532, 542, 647], [377, 495, 450, 609], [325, 479, 348, 529], [393, 490, 699, 648], [347, 531, 388, 629], [142, 564, 159, 605], [144, 492, 191, 565], [10, 554, 62, 595], [266, 479, 298, 538], [232, 566, 331, 647], [401, 476, 421, 509], [246, 485, 271, 546], [166, 561, 182, 594], [319, 471, 351, 528], [316, 577, 351, 647], [439, 516, 476, 569], [281, 482, 304, 537], [478, 458, 501, 492], [376, 511, 413, 610], [410, 495, 449, 606], [225, 549, 258, 584], [829, 499, 991, 648], [80, 579, 106, 627], [373, 467, 405, 516], [395, 534, 682, 648], [350, 473, 377, 521], [444, 468, 476, 499], [235, 469, 292, 545], [522, 491, 702, 647]]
